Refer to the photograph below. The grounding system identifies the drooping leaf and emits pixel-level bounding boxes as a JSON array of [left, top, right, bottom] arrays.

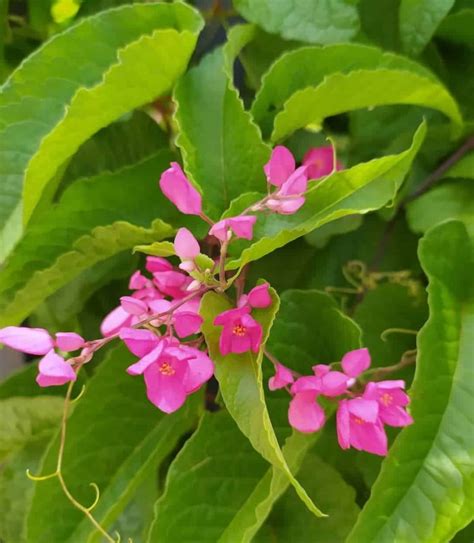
[[406, 179, 474, 235], [233, 0, 360, 45], [347, 220, 474, 543], [225, 122, 426, 271], [173, 45, 269, 218], [0, 152, 180, 327], [399, 0, 455, 56], [0, 2, 203, 259], [26, 344, 201, 543], [436, 8, 474, 46]]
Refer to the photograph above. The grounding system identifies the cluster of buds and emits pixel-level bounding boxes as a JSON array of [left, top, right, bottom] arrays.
[[269, 348, 413, 456]]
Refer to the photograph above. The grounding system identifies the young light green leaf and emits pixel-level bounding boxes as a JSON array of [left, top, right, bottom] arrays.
[[173, 46, 270, 218], [26, 344, 201, 543], [226, 122, 426, 271], [407, 180, 474, 235], [399, 0, 455, 56], [0, 2, 203, 259], [200, 289, 324, 517], [347, 220, 474, 543], [445, 152, 474, 179], [0, 152, 180, 327], [272, 69, 461, 141], [133, 241, 175, 257], [233, 0, 359, 45]]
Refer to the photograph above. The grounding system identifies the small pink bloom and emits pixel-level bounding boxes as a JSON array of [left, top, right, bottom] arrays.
[[214, 306, 263, 355], [145, 256, 173, 274], [363, 380, 413, 427], [129, 271, 150, 290], [341, 348, 371, 378], [36, 350, 76, 387], [265, 166, 308, 215], [101, 306, 133, 337], [174, 228, 200, 261], [264, 146, 295, 187], [153, 270, 191, 299], [120, 328, 159, 358], [247, 283, 272, 309], [55, 332, 85, 352], [303, 145, 342, 180], [291, 369, 348, 397], [266, 197, 306, 215], [337, 398, 387, 456], [209, 216, 257, 242], [0, 326, 54, 355], [269, 362, 294, 391], [159, 162, 202, 215], [279, 166, 308, 196], [173, 312, 203, 338], [288, 391, 326, 433], [120, 296, 148, 316]]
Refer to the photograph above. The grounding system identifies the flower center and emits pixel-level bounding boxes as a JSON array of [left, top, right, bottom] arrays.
[[381, 392, 392, 406], [159, 362, 175, 376], [352, 416, 365, 425], [232, 324, 247, 337]]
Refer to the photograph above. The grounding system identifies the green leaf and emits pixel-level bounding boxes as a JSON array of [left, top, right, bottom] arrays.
[[225, 122, 426, 271], [445, 152, 474, 179], [0, 152, 178, 327], [252, 43, 441, 137], [406, 179, 474, 235], [200, 289, 324, 517], [436, 9, 474, 46], [399, 0, 455, 56], [347, 220, 474, 543], [272, 69, 461, 141], [0, 1, 203, 259], [26, 344, 201, 543], [150, 289, 360, 542], [233, 0, 359, 45], [134, 241, 175, 257], [173, 45, 270, 218], [255, 454, 360, 543], [305, 215, 363, 249]]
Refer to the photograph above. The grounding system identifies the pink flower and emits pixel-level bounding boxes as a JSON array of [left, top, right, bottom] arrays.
[[209, 216, 257, 242], [120, 328, 159, 358], [36, 350, 77, 387], [265, 166, 308, 215], [0, 326, 54, 355], [152, 270, 191, 299], [147, 299, 203, 338], [101, 306, 134, 337], [289, 391, 326, 433], [264, 146, 295, 187], [125, 339, 213, 413], [303, 145, 342, 180], [214, 306, 263, 355], [363, 380, 413, 427], [174, 228, 200, 272], [341, 348, 371, 380], [337, 398, 387, 456], [129, 270, 151, 290], [245, 283, 272, 309], [120, 296, 148, 317], [269, 362, 294, 390], [55, 332, 85, 352], [145, 257, 173, 274], [159, 162, 202, 215]]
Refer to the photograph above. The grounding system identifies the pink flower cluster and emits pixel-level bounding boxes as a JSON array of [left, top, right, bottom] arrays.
[[269, 348, 413, 456]]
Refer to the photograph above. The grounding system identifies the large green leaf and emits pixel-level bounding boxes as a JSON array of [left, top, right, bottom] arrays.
[[173, 44, 269, 218], [251, 44, 440, 137], [0, 152, 180, 327], [0, 2, 203, 259], [26, 344, 201, 543], [272, 69, 461, 141], [233, 0, 359, 45], [436, 8, 474, 46], [200, 289, 325, 517], [347, 220, 474, 543], [406, 180, 474, 235], [150, 290, 360, 542], [225, 122, 426, 271], [399, 0, 455, 55]]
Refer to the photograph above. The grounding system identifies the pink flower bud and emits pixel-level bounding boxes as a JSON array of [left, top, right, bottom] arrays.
[[36, 350, 77, 387], [120, 296, 148, 316], [209, 215, 257, 242], [159, 162, 202, 215], [264, 146, 295, 187], [145, 257, 173, 273], [55, 332, 85, 352], [303, 145, 342, 180], [174, 228, 200, 260], [0, 326, 54, 355]]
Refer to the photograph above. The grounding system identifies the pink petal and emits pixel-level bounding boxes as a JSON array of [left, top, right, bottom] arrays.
[[347, 398, 379, 423], [269, 362, 294, 391], [241, 314, 263, 353], [312, 364, 330, 377], [100, 306, 133, 337], [126, 343, 164, 375], [291, 376, 322, 394], [173, 312, 203, 338], [247, 283, 272, 308], [159, 162, 202, 215], [351, 419, 388, 456], [278, 166, 308, 196], [153, 270, 190, 299], [303, 146, 341, 180], [264, 146, 295, 186], [36, 350, 76, 387], [229, 333, 252, 354], [129, 271, 149, 290], [380, 405, 414, 427], [120, 328, 159, 358], [208, 220, 229, 242], [0, 326, 54, 356], [213, 306, 250, 326], [341, 348, 371, 378], [288, 391, 325, 433], [336, 400, 351, 449], [266, 197, 306, 215], [120, 296, 148, 316], [182, 348, 214, 393], [143, 361, 187, 413], [55, 332, 85, 352], [320, 371, 349, 397], [228, 216, 257, 240], [174, 227, 200, 260], [145, 256, 173, 273], [218, 326, 233, 356]]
